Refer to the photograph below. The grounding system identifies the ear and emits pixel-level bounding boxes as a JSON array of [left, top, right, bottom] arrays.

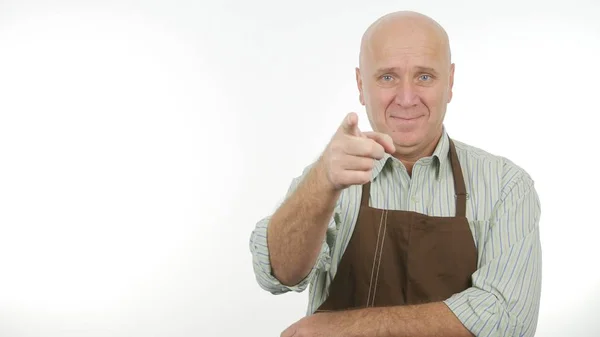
[[447, 63, 455, 103], [355, 67, 365, 106]]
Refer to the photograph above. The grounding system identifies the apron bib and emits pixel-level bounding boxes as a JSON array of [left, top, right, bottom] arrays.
[[316, 138, 477, 311]]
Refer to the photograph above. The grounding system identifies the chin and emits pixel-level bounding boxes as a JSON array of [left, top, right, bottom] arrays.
[[390, 130, 424, 148]]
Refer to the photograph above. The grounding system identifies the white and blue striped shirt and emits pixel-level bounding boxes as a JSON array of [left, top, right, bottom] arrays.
[[249, 128, 542, 337]]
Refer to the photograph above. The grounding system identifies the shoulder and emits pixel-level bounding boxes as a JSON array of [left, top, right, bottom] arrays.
[[452, 139, 536, 197]]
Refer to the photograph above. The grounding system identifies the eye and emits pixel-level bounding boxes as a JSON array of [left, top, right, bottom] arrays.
[[419, 74, 432, 81], [381, 74, 394, 81]]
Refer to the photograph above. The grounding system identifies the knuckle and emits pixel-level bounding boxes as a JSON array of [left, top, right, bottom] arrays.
[[328, 141, 341, 154], [337, 141, 353, 156], [330, 156, 343, 171]]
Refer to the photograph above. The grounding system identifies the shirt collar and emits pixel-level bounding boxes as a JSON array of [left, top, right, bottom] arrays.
[[371, 126, 450, 180]]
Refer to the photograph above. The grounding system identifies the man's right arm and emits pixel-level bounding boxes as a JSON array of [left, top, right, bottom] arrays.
[[267, 159, 340, 286], [249, 112, 395, 294], [249, 160, 340, 294]]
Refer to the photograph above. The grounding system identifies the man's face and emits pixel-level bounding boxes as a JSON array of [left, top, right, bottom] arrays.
[[356, 23, 454, 153]]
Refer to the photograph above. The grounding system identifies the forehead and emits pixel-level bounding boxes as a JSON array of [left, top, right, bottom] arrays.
[[363, 23, 449, 71]]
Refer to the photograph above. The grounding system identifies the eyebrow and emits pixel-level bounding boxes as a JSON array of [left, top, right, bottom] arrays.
[[375, 66, 440, 76]]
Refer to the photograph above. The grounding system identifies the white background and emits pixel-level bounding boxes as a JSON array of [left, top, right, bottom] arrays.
[[0, 0, 599, 336]]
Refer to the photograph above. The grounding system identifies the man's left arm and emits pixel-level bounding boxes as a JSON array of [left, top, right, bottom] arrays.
[[281, 301, 474, 337], [282, 168, 542, 337]]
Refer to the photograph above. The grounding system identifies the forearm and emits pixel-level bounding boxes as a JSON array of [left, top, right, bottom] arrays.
[[339, 302, 473, 337], [267, 159, 340, 286]]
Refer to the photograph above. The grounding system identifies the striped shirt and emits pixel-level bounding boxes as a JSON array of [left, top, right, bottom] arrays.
[[249, 128, 542, 337]]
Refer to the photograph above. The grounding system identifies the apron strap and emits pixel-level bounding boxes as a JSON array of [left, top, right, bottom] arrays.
[[359, 138, 467, 217], [448, 139, 467, 217], [360, 182, 371, 208]]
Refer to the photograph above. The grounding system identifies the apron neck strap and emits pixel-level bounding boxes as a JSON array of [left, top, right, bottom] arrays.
[[361, 182, 371, 208], [358, 138, 468, 217], [448, 139, 467, 217]]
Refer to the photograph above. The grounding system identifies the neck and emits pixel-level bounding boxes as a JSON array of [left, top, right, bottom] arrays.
[[393, 131, 443, 176]]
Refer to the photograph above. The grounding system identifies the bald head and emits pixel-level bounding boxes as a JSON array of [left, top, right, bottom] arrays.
[[353, 11, 455, 159], [359, 11, 451, 70]]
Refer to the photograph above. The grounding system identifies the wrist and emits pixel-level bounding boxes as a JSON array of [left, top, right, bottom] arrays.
[[311, 157, 340, 196]]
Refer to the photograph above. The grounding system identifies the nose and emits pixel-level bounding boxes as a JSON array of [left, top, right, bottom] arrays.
[[394, 79, 420, 108]]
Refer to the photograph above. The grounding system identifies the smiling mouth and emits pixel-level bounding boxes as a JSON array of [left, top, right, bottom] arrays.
[[390, 116, 423, 121]]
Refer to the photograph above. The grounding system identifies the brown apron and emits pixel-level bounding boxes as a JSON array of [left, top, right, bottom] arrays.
[[316, 139, 477, 311]]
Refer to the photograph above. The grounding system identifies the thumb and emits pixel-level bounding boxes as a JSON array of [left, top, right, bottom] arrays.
[[363, 131, 396, 154], [340, 112, 361, 137]]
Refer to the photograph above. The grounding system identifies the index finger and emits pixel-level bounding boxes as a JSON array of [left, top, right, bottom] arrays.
[[340, 112, 361, 137]]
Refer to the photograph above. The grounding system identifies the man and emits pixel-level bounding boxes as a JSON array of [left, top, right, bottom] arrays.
[[249, 10, 542, 337]]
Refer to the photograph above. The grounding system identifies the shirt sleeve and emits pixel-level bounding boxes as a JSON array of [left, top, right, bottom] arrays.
[[444, 163, 542, 337], [249, 162, 338, 294]]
